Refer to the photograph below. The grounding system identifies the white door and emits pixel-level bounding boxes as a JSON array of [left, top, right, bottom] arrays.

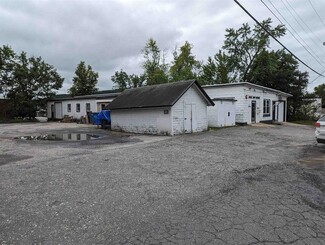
[[225, 102, 235, 126], [191, 104, 197, 132], [278, 102, 284, 122], [184, 104, 192, 133], [54, 102, 62, 119]]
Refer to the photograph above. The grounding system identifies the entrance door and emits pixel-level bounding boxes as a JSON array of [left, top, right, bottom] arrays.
[[184, 104, 192, 133], [283, 101, 286, 122], [51, 104, 55, 119], [272, 101, 276, 121], [251, 101, 256, 123], [54, 102, 62, 119]]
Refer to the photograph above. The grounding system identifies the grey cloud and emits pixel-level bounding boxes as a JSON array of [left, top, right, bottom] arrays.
[[0, 0, 324, 92], [0, 0, 181, 91]]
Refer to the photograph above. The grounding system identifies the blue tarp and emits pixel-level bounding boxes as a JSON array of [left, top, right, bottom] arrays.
[[92, 110, 111, 126], [91, 112, 100, 125]]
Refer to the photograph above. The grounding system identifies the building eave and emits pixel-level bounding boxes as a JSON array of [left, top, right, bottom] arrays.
[[48, 93, 120, 102], [202, 82, 292, 97]]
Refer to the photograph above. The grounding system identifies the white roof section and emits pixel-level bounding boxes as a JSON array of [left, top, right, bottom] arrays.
[[203, 82, 292, 97]]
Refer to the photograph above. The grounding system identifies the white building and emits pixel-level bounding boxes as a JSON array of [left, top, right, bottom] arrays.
[[208, 97, 237, 127], [47, 92, 120, 119], [108, 80, 214, 135], [203, 83, 292, 125]]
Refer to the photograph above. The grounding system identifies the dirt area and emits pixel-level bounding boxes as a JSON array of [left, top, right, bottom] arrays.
[[0, 122, 324, 244], [298, 145, 325, 169]]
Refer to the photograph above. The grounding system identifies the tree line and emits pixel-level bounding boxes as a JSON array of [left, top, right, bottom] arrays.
[[1, 18, 324, 119], [112, 18, 292, 87], [111, 18, 324, 120], [0, 46, 63, 117], [0, 47, 99, 117]]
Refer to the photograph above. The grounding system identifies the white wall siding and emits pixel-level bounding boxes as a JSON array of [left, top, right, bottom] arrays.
[[204, 86, 247, 123], [208, 100, 236, 127], [242, 87, 264, 124], [61, 99, 97, 119], [204, 85, 289, 124], [111, 85, 209, 135], [172, 86, 208, 134], [111, 107, 172, 135], [47, 99, 110, 119], [242, 87, 288, 123]]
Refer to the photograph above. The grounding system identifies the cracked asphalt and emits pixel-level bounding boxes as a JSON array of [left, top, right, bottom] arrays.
[[0, 122, 324, 244]]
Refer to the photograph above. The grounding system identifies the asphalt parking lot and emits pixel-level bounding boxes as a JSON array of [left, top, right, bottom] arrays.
[[0, 122, 324, 244]]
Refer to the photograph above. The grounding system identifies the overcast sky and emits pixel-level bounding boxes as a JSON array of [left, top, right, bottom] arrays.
[[1, 0, 324, 93]]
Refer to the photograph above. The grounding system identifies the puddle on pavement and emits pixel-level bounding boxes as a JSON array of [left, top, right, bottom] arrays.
[[15, 133, 102, 141], [298, 149, 325, 169], [299, 157, 325, 169]]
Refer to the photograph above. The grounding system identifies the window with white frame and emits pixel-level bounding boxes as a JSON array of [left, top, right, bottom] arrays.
[[86, 103, 91, 112], [76, 103, 80, 112], [67, 104, 71, 112], [263, 99, 270, 116]]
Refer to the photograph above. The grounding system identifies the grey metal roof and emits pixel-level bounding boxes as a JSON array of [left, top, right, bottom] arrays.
[[109, 80, 214, 110], [203, 82, 292, 97], [48, 92, 120, 101]]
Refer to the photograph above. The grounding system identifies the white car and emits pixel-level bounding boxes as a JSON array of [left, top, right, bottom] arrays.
[[315, 115, 325, 143]]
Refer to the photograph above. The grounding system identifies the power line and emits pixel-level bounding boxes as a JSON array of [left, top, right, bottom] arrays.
[[233, 0, 325, 77], [281, 0, 325, 51], [310, 70, 325, 84], [260, 0, 325, 68], [308, 0, 325, 26], [266, 0, 325, 59]]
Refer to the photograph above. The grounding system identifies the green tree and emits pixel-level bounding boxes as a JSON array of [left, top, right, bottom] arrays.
[[246, 49, 279, 88], [111, 69, 145, 91], [200, 51, 233, 85], [69, 61, 98, 96], [313, 83, 325, 107], [111, 69, 130, 91], [288, 71, 309, 119], [5, 51, 63, 117], [246, 49, 309, 118], [142, 38, 169, 85], [129, 73, 145, 88], [169, 41, 200, 82], [223, 18, 286, 82], [0, 45, 16, 96]]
